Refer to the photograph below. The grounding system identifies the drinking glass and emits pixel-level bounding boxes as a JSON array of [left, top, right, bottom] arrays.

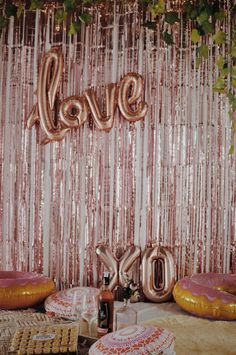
[[71, 289, 83, 333], [81, 292, 98, 337]]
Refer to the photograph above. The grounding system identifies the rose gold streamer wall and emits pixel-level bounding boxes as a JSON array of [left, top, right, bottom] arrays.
[[0, 2, 235, 288]]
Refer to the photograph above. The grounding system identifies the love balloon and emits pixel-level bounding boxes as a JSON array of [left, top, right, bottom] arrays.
[[27, 48, 148, 144], [96, 245, 176, 302]]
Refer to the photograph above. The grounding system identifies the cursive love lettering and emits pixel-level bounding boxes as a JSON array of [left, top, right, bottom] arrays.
[[27, 48, 148, 144]]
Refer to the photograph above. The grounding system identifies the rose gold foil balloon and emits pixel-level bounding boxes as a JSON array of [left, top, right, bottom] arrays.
[[119, 245, 141, 287], [27, 48, 69, 143], [96, 245, 118, 290], [141, 246, 175, 302], [59, 96, 89, 128], [96, 245, 141, 291], [27, 104, 40, 129], [84, 83, 117, 131], [118, 72, 148, 122]]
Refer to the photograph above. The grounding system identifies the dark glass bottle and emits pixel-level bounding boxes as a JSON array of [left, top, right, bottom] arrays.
[[97, 271, 114, 338]]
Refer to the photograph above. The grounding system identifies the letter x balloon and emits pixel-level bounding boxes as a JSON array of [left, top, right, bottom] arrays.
[[96, 245, 141, 290]]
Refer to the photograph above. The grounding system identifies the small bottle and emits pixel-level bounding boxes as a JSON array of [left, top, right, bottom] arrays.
[[97, 271, 114, 338]]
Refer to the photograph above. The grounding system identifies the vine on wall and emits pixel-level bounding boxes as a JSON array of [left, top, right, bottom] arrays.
[[0, 0, 236, 151]]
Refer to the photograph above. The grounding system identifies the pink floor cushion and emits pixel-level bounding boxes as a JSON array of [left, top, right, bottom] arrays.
[[89, 325, 175, 355], [44, 286, 99, 320]]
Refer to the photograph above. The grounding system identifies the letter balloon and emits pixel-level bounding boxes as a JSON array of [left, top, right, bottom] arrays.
[[59, 96, 89, 128], [118, 72, 148, 122], [96, 245, 118, 291], [141, 246, 175, 302], [96, 245, 141, 291], [119, 245, 141, 287], [84, 83, 117, 131], [27, 48, 69, 143]]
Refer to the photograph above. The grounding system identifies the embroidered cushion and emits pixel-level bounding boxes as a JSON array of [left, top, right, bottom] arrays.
[[89, 324, 175, 355], [45, 286, 99, 320]]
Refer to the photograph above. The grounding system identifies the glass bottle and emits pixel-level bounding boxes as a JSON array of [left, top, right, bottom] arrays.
[[97, 271, 114, 338], [115, 298, 137, 331]]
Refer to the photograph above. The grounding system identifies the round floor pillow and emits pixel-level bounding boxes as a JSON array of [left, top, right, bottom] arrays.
[[89, 325, 175, 355], [45, 286, 100, 320], [0, 271, 56, 310]]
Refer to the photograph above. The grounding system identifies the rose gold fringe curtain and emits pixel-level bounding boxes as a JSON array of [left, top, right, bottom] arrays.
[[0, 1, 235, 288]]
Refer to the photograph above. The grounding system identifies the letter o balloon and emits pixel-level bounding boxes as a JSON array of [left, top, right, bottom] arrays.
[[141, 246, 175, 302]]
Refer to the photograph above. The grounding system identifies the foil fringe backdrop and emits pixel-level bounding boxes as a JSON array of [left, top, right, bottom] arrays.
[[0, 2, 235, 289]]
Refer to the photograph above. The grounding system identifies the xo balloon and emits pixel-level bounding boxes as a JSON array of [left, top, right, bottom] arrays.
[[141, 246, 175, 302]]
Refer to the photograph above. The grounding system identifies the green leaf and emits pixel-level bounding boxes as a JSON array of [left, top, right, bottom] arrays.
[[64, 0, 77, 13], [82, 0, 94, 6], [163, 31, 173, 45], [232, 79, 236, 88], [201, 20, 213, 34], [232, 66, 236, 78], [227, 92, 236, 110], [196, 56, 202, 69], [233, 119, 236, 132], [213, 31, 226, 44], [197, 11, 209, 25], [211, 2, 220, 14], [17, 4, 24, 19], [216, 56, 225, 69], [69, 21, 80, 35], [183, 1, 197, 19], [150, 0, 165, 17], [227, 92, 235, 104], [30, 0, 44, 10], [220, 67, 230, 77], [0, 15, 7, 29], [214, 10, 225, 21], [232, 4, 236, 17], [143, 21, 156, 30], [228, 144, 234, 155], [199, 44, 208, 59], [228, 110, 233, 120], [204, 3, 215, 16], [55, 9, 67, 24], [5, 3, 17, 17], [79, 11, 92, 24], [191, 29, 200, 43], [231, 45, 236, 58], [164, 11, 179, 24], [138, 0, 150, 7], [213, 77, 225, 93]]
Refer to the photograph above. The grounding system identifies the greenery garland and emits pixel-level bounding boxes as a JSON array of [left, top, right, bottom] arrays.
[[0, 0, 236, 152]]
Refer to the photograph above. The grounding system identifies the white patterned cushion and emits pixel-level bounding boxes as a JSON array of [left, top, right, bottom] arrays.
[[45, 287, 99, 320], [89, 324, 175, 355]]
